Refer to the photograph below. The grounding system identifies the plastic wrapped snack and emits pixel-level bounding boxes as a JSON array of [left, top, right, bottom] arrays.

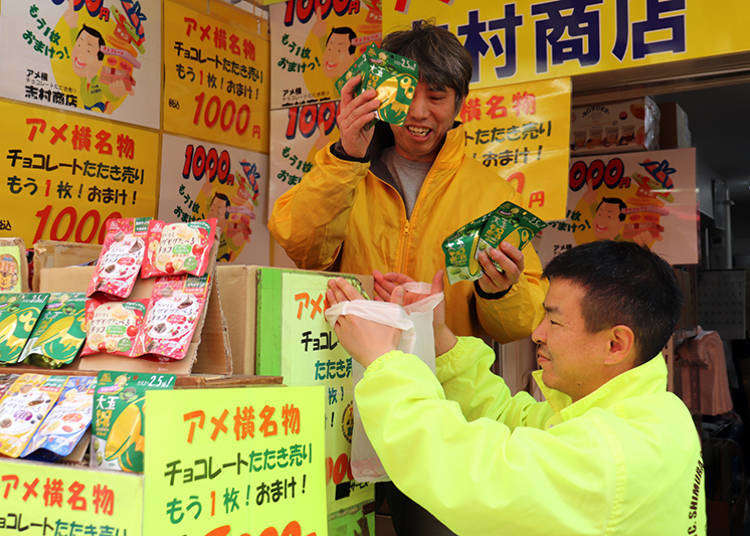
[[91, 371, 175, 473], [19, 292, 86, 368], [87, 218, 150, 299], [80, 298, 148, 357], [141, 219, 217, 278], [0, 374, 67, 458], [0, 293, 49, 364], [141, 274, 210, 360]]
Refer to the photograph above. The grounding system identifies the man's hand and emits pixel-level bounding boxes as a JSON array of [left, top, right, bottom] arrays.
[[476, 241, 524, 295], [337, 74, 380, 159], [326, 277, 401, 368], [63, 0, 78, 28], [373, 270, 456, 356]]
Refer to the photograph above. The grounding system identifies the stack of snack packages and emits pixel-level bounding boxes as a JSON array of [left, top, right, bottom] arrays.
[[81, 216, 218, 472], [443, 202, 547, 284], [335, 43, 419, 126]]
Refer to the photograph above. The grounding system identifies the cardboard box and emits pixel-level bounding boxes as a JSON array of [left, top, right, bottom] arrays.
[[571, 97, 660, 156], [659, 102, 692, 150], [31, 240, 102, 291], [0, 237, 29, 292], [216, 265, 257, 375]]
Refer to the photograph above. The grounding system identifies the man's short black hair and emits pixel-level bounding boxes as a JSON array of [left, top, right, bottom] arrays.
[[210, 192, 231, 219], [597, 197, 627, 221], [326, 27, 357, 55], [77, 25, 105, 61], [543, 241, 682, 365], [381, 20, 472, 112]]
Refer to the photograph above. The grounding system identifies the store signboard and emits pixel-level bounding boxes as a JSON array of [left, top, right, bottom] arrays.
[[159, 134, 271, 265], [0, 100, 159, 247], [268, 101, 340, 223], [0, 459, 143, 535], [0, 0, 161, 129], [383, 0, 750, 89], [256, 269, 374, 515], [461, 77, 570, 221], [269, 0, 382, 108], [163, 0, 269, 153], [533, 148, 697, 265], [144, 386, 327, 536]]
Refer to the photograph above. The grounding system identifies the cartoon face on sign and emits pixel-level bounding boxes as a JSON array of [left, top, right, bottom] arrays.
[[322, 27, 357, 80]]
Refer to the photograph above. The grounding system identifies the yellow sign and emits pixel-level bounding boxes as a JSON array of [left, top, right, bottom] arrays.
[[144, 386, 327, 536], [383, 0, 750, 88], [0, 458, 143, 534], [163, 0, 270, 153], [0, 99, 159, 246], [461, 77, 570, 221]]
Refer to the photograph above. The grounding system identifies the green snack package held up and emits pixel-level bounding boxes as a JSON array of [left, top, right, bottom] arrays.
[[19, 292, 86, 368], [0, 293, 49, 363], [362, 48, 419, 126], [91, 371, 175, 473], [442, 214, 489, 285], [334, 46, 374, 96]]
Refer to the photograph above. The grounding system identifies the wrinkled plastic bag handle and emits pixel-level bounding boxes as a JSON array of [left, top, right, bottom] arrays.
[[325, 300, 417, 353]]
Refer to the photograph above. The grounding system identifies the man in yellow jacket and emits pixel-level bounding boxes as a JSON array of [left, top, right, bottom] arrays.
[[326, 240, 705, 536]]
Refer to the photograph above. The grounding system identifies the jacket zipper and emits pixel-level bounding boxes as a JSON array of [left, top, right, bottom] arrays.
[[371, 175, 410, 270]]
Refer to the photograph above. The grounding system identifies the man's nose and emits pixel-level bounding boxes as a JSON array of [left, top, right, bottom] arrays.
[[531, 318, 546, 345], [407, 91, 428, 119]]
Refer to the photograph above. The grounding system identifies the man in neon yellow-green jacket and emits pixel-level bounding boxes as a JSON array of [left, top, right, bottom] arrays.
[[326, 240, 705, 535]]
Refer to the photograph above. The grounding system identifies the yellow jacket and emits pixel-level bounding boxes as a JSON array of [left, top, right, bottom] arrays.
[[269, 124, 547, 342], [356, 337, 706, 535]]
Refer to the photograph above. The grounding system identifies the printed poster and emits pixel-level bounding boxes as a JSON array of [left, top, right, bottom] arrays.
[[0, 100, 159, 247], [144, 386, 327, 536], [461, 77, 570, 221], [0, 0, 161, 128], [159, 134, 270, 265], [163, 0, 269, 153], [268, 100, 340, 221], [534, 148, 698, 265], [0, 458, 143, 535], [383, 0, 750, 89], [270, 0, 382, 108]]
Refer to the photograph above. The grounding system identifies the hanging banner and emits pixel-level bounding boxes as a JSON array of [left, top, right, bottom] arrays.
[[383, 0, 750, 89], [0, 459, 143, 535], [144, 386, 327, 536], [163, 0, 269, 153], [268, 101, 340, 221], [461, 77, 570, 221], [534, 148, 697, 265], [270, 0, 382, 108], [0, 0, 161, 129], [159, 134, 270, 265], [0, 99, 158, 247]]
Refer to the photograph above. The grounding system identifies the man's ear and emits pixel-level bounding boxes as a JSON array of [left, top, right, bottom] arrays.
[[603, 325, 636, 366]]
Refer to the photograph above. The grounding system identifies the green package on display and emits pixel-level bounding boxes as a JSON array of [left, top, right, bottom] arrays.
[[0, 293, 50, 363], [91, 371, 175, 473], [19, 292, 86, 368]]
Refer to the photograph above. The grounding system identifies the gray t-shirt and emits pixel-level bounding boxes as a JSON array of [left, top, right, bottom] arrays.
[[382, 147, 432, 218]]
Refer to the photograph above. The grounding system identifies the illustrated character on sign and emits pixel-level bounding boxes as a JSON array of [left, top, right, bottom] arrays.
[[592, 197, 627, 241], [322, 27, 358, 80], [205, 191, 254, 262], [0, 254, 19, 292], [62, 0, 132, 112]]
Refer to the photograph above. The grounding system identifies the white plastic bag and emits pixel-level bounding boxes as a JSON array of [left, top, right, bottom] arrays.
[[325, 282, 443, 481]]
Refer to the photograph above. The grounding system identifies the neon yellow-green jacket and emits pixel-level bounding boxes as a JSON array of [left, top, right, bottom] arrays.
[[356, 337, 706, 536]]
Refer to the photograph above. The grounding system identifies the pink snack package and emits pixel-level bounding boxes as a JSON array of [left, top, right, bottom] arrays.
[[141, 219, 217, 278], [141, 274, 210, 360], [80, 298, 148, 358], [86, 218, 150, 299]]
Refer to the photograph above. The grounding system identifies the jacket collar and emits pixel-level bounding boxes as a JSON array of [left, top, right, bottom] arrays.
[[532, 354, 668, 423]]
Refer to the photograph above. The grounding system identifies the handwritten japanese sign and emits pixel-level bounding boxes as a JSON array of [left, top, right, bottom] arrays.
[[270, 0, 382, 108], [0, 0, 161, 128], [461, 77, 570, 221], [533, 148, 697, 265], [269, 101, 340, 223], [384, 0, 750, 88], [163, 0, 269, 153], [144, 386, 326, 536], [159, 134, 270, 265], [256, 269, 374, 516], [0, 100, 158, 246], [0, 458, 142, 535]]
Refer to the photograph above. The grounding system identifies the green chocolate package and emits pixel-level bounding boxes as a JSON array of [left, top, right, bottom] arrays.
[[19, 292, 86, 368], [91, 371, 175, 473], [442, 215, 489, 285], [0, 293, 50, 363]]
